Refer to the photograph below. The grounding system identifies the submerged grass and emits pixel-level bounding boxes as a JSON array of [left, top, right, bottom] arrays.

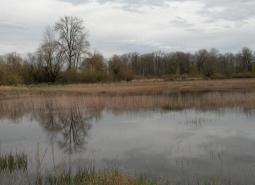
[[0, 91, 255, 121], [0, 153, 27, 172], [47, 169, 156, 185], [0, 78, 255, 120], [0, 166, 222, 185], [43, 169, 221, 185]]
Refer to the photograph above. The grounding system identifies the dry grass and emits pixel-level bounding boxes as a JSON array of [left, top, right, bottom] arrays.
[[47, 170, 156, 185], [0, 91, 255, 120], [0, 78, 255, 97]]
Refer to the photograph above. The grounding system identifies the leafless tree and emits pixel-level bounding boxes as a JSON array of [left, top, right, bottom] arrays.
[[81, 51, 105, 73], [55, 16, 90, 71], [241, 47, 253, 72], [37, 27, 64, 82]]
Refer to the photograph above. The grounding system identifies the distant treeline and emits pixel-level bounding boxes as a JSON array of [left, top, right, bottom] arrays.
[[0, 16, 255, 85]]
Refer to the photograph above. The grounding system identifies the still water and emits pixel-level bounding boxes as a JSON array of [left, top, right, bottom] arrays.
[[0, 108, 255, 184]]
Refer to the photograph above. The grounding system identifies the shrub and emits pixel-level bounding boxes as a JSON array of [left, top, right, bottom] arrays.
[[0, 62, 23, 85], [79, 71, 109, 83], [252, 64, 255, 75]]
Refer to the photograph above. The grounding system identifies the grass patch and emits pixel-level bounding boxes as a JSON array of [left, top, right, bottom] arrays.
[[0, 153, 27, 172], [43, 169, 224, 185], [1, 78, 255, 96], [47, 169, 156, 185]]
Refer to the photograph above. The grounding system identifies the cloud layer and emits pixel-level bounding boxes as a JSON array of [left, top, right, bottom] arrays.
[[1, 0, 255, 56]]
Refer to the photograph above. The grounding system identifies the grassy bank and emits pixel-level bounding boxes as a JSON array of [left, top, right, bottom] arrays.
[[0, 78, 255, 97]]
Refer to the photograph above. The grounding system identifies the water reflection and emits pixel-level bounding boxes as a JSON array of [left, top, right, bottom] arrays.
[[28, 98, 104, 153], [36, 105, 92, 153], [33, 102, 99, 179], [1, 100, 255, 184], [58, 110, 91, 153]]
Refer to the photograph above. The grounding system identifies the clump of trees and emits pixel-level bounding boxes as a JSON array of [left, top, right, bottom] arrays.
[[109, 55, 133, 81], [116, 48, 255, 80], [0, 53, 25, 85], [0, 16, 255, 85], [125, 48, 255, 79]]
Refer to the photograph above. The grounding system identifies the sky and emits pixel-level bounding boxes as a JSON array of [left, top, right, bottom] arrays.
[[0, 0, 255, 57]]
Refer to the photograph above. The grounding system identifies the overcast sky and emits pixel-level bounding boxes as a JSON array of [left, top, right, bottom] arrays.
[[0, 0, 255, 56]]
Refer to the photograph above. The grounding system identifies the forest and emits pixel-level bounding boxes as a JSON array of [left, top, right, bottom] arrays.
[[0, 16, 255, 85]]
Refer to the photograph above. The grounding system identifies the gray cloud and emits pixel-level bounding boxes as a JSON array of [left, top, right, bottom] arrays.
[[62, 0, 255, 21], [1, 0, 255, 56], [61, 0, 168, 5], [0, 22, 26, 30], [198, 0, 255, 21], [60, 0, 170, 12], [169, 16, 194, 28]]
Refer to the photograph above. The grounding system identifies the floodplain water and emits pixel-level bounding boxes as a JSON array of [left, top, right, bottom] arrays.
[[0, 98, 255, 184]]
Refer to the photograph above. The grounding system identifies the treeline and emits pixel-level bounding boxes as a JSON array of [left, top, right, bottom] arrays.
[[0, 16, 255, 85], [119, 48, 255, 79]]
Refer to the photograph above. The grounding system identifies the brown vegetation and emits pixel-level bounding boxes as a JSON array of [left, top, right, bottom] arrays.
[[46, 169, 156, 185], [0, 91, 255, 121], [0, 78, 255, 97]]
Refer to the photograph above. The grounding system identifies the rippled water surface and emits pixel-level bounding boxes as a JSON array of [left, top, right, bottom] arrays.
[[1, 107, 255, 184]]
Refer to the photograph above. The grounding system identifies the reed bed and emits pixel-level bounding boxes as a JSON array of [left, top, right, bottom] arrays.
[[0, 153, 27, 172], [34, 167, 221, 185], [0, 91, 255, 120], [1, 79, 255, 97], [46, 169, 156, 185], [0, 167, 221, 185]]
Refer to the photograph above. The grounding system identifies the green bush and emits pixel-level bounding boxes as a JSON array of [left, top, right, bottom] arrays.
[[252, 64, 255, 75], [5, 74, 23, 85], [232, 72, 255, 78], [57, 70, 110, 84], [79, 71, 109, 83], [59, 70, 79, 83], [0, 63, 23, 85]]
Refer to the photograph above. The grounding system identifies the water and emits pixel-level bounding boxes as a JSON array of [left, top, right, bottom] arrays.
[[1, 108, 255, 184]]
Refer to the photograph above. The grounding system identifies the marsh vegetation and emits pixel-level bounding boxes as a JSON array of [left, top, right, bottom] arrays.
[[0, 90, 255, 121], [0, 153, 27, 173]]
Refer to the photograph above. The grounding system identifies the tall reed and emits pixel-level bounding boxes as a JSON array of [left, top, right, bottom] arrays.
[[0, 153, 27, 172], [0, 92, 254, 121]]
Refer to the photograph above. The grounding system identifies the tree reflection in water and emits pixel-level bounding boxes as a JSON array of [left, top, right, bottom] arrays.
[[57, 105, 92, 153], [34, 101, 100, 176]]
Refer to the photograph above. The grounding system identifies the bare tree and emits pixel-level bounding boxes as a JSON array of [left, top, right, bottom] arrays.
[[37, 27, 64, 82], [109, 55, 133, 81], [55, 16, 90, 71], [241, 47, 253, 72], [81, 51, 105, 73]]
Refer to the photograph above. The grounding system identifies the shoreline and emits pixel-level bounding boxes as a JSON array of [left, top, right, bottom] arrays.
[[0, 78, 255, 97]]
